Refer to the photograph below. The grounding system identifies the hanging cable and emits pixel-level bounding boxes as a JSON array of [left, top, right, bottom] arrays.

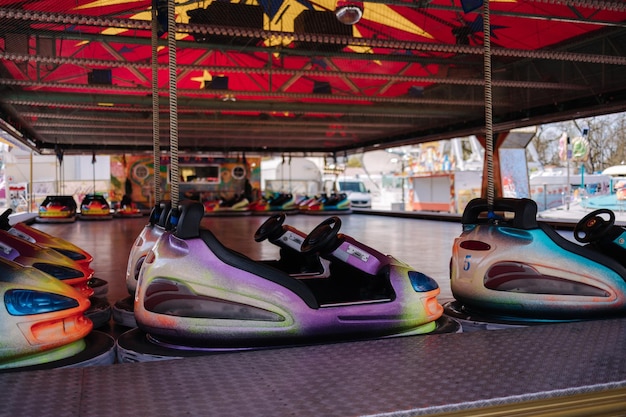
[[483, 0, 495, 214], [168, 0, 179, 209], [152, 4, 161, 206]]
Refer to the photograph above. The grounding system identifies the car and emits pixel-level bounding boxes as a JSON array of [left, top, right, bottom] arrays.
[[447, 197, 626, 326], [0, 229, 112, 328], [112, 201, 171, 327], [130, 200, 446, 351], [0, 208, 107, 298], [79, 194, 112, 220], [0, 228, 95, 298], [249, 192, 298, 214], [113, 203, 327, 328], [1, 208, 93, 267], [36, 195, 77, 223], [0, 257, 93, 370], [333, 179, 372, 208], [298, 193, 351, 214], [203, 195, 251, 216], [114, 203, 143, 218]]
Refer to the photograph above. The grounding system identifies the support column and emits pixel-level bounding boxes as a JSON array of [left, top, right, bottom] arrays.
[[477, 132, 509, 199]]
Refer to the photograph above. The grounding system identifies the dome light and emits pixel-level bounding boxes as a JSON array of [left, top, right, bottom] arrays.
[[335, 1, 363, 25]]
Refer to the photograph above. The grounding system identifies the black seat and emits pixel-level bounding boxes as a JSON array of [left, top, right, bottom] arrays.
[[174, 200, 319, 309]]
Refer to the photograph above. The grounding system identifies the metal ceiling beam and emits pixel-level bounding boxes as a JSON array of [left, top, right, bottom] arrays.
[[20, 112, 419, 129], [1, 9, 625, 65], [0, 52, 587, 90], [1, 91, 486, 117]]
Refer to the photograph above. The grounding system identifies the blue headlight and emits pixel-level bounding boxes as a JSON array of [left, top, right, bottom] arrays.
[[5, 289, 79, 316], [408, 271, 439, 292]]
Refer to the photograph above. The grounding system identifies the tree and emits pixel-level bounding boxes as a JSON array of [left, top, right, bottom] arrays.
[[530, 111, 626, 173]]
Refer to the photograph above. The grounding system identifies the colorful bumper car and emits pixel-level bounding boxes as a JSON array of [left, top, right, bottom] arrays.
[[203, 194, 251, 216], [114, 195, 143, 218], [299, 193, 352, 214], [0, 258, 115, 371], [446, 198, 626, 328], [119, 200, 448, 360], [112, 201, 171, 327], [0, 209, 107, 297], [36, 195, 77, 223], [79, 194, 113, 220], [249, 192, 298, 215], [1, 209, 93, 267], [0, 229, 111, 327]]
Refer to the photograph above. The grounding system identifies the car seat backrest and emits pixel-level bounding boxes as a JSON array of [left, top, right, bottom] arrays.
[[462, 198, 538, 229], [0, 208, 12, 230], [174, 200, 204, 239], [199, 228, 320, 309], [148, 205, 162, 225], [157, 200, 172, 227]]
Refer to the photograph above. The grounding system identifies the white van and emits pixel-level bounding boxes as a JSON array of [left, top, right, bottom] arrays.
[[325, 179, 372, 208]]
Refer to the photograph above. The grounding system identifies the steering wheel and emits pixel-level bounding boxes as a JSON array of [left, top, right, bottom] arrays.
[[254, 213, 286, 242], [301, 217, 342, 254], [574, 208, 615, 243]]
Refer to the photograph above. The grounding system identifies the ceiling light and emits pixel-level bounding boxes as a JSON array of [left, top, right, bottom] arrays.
[[335, 1, 363, 25]]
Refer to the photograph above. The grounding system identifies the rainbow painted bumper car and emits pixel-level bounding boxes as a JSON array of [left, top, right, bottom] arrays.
[[36, 195, 77, 223], [0, 209, 107, 297], [112, 202, 171, 327], [447, 198, 626, 327], [0, 229, 111, 327], [299, 193, 351, 214], [0, 257, 111, 371], [203, 195, 251, 215], [128, 200, 445, 353], [249, 192, 297, 214], [79, 194, 112, 220], [1, 209, 93, 267], [114, 203, 143, 218], [0, 229, 94, 298]]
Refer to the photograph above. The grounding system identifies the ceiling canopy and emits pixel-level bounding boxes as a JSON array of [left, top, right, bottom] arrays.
[[0, 0, 625, 156]]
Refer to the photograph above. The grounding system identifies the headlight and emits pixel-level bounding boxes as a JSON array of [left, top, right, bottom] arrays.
[[408, 271, 439, 292], [5, 289, 79, 315]]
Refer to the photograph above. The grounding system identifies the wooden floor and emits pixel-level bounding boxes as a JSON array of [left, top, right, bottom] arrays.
[[1, 212, 625, 416]]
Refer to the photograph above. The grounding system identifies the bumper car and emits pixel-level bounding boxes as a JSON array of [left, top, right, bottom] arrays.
[[203, 194, 251, 216], [249, 192, 298, 215], [0, 209, 107, 297], [114, 206, 324, 328], [1, 208, 93, 266], [36, 195, 77, 223], [0, 229, 111, 327], [0, 257, 115, 371], [112, 201, 171, 327], [299, 193, 352, 214], [79, 194, 113, 220], [114, 203, 143, 218], [447, 197, 626, 328], [122, 200, 447, 358]]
